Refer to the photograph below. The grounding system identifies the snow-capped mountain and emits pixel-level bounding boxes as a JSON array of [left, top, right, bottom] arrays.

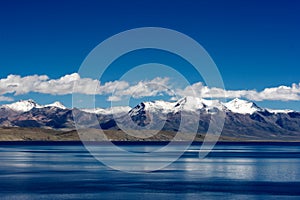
[[173, 96, 205, 112], [1, 97, 300, 140], [223, 98, 295, 114], [128, 97, 297, 116], [127, 97, 229, 121], [1, 99, 42, 112], [128, 100, 176, 116], [83, 106, 131, 116], [223, 98, 263, 114], [108, 97, 300, 140], [0, 97, 297, 115], [128, 96, 226, 117], [44, 101, 67, 110], [266, 108, 294, 114], [1, 100, 67, 112], [175, 96, 226, 113]]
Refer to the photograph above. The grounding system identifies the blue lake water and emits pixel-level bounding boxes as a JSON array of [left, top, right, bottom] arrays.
[[0, 142, 300, 199]]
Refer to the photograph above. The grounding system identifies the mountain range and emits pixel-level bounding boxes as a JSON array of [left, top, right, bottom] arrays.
[[0, 98, 300, 140]]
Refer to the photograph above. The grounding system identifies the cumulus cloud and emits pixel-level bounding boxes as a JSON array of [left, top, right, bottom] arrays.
[[176, 82, 300, 101], [97, 80, 129, 95], [0, 96, 13, 102], [176, 82, 253, 99], [0, 73, 299, 102], [107, 95, 122, 102], [108, 77, 172, 101], [250, 84, 300, 101], [0, 74, 50, 95], [0, 74, 172, 101], [0, 73, 125, 96]]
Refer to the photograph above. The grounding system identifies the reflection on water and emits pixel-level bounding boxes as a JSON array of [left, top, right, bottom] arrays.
[[0, 142, 300, 199]]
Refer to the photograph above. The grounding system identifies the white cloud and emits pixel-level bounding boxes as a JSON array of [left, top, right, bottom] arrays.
[[107, 95, 122, 102], [0, 73, 300, 102], [249, 83, 300, 101], [176, 82, 255, 99], [0, 74, 172, 101], [177, 82, 300, 101], [97, 80, 129, 95], [108, 77, 172, 101], [0, 96, 14, 102], [0, 74, 49, 95], [0, 73, 126, 96]]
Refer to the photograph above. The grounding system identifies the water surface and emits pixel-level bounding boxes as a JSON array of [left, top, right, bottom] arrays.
[[0, 142, 299, 199]]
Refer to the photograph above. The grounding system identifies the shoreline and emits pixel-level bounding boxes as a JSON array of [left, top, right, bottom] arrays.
[[1, 127, 300, 143], [1, 141, 300, 145]]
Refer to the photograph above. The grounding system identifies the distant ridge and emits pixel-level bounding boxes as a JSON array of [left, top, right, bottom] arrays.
[[0, 97, 300, 141], [1, 97, 295, 115]]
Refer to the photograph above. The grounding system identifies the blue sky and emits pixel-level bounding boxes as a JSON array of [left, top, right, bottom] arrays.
[[0, 0, 300, 110]]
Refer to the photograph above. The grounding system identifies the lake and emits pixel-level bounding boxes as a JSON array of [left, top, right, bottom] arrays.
[[0, 142, 300, 199]]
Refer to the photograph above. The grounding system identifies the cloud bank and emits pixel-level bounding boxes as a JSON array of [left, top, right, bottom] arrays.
[[176, 82, 300, 101], [0, 73, 300, 102]]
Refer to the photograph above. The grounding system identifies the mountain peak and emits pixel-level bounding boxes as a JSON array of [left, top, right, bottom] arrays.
[[44, 101, 66, 109], [83, 106, 131, 115], [2, 99, 41, 112], [174, 96, 204, 112], [129, 96, 224, 116], [18, 99, 37, 104], [1, 100, 68, 112], [224, 98, 262, 114], [23, 99, 35, 102]]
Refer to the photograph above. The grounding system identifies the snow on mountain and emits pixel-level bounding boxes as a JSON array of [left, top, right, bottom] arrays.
[[44, 101, 67, 109], [129, 96, 226, 116], [266, 109, 294, 114], [128, 97, 297, 116], [128, 101, 175, 117], [173, 96, 204, 112], [223, 98, 263, 114], [131, 100, 176, 114], [83, 106, 131, 115], [1, 100, 67, 112], [128, 97, 202, 116], [0, 98, 296, 115], [177, 97, 226, 113], [1, 99, 42, 112]]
